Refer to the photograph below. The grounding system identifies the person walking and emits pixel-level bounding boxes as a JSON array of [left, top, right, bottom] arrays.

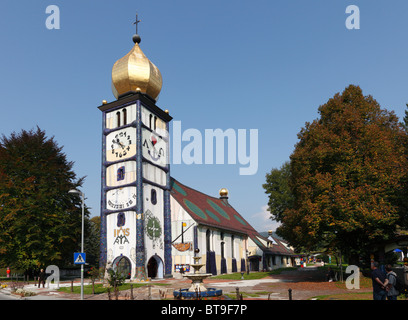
[[371, 261, 387, 300], [384, 264, 399, 300], [38, 269, 46, 288]]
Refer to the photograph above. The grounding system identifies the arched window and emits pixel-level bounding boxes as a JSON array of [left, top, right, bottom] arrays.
[[117, 212, 126, 227], [149, 114, 153, 129], [231, 235, 235, 258], [117, 166, 125, 181], [206, 229, 211, 253], [154, 116, 157, 131], [220, 232, 225, 259], [122, 108, 127, 126], [116, 111, 121, 127], [151, 189, 157, 205]]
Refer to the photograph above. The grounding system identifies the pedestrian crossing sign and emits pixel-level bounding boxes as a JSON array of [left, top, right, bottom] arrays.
[[74, 252, 86, 265]]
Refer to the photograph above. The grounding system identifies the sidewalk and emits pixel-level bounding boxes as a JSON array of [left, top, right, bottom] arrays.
[[0, 281, 77, 300]]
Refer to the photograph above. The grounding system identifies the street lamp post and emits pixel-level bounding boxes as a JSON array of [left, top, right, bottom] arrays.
[[69, 189, 84, 300]]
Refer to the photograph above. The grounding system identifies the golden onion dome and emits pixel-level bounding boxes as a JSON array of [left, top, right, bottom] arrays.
[[111, 35, 162, 101]]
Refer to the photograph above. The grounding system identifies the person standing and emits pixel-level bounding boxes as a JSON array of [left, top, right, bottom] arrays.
[[384, 264, 399, 300], [38, 269, 46, 288], [371, 261, 387, 300]]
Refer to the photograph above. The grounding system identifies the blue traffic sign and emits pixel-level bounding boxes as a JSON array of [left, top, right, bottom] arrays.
[[74, 252, 86, 265]]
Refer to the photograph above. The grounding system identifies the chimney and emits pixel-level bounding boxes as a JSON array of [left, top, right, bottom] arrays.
[[267, 230, 274, 247]]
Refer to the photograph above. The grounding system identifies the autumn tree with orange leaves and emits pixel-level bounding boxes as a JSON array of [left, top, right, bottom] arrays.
[[265, 85, 408, 262]]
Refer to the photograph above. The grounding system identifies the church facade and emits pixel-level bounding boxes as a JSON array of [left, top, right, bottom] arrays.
[[170, 179, 296, 277], [99, 29, 295, 280]]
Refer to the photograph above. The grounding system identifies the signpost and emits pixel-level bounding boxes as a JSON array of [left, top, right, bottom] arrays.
[[73, 251, 86, 300], [74, 253, 86, 265], [69, 189, 85, 300]]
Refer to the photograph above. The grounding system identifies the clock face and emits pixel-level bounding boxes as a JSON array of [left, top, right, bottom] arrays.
[[106, 128, 136, 162], [142, 128, 168, 168], [106, 186, 137, 211]]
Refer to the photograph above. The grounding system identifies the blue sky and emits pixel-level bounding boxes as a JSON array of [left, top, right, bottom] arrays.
[[1, 1, 407, 232]]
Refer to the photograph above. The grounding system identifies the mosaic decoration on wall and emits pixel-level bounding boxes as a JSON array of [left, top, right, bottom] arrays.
[[145, 209, 163, 250]]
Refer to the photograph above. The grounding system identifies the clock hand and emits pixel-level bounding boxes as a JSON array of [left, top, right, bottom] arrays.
[[115, 138, 122, 146], [113, 138, 125, 148]]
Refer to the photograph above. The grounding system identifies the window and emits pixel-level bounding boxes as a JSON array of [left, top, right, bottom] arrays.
[[122, 108, 127, 125], [117, 166, 125, 181], [231, 235, 235, 258], [220, 232, 225, 259], [151, 189, 157, 205], [149, 114, 153, 129], [116, 112, 121, 127], [154, 116, 157, 131], [206, 229, 211, 252], [117, 212, 126, 227]]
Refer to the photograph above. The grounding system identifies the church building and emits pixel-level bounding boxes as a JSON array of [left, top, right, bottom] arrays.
[[98, 26, 295, 280]]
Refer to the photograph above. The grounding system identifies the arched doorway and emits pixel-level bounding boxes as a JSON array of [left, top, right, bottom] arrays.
[[113, 256, 132, 279], [147, 255, 164, 279]]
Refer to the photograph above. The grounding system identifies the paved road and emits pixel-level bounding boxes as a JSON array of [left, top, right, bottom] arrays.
[[0, 290, 19, 300]]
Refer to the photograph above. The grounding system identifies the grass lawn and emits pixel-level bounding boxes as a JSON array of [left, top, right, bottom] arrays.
[[224, 291, 271, 299], [58, 282, 168, 295]]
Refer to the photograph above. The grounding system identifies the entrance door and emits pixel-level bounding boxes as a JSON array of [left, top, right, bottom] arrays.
[[113, 256, 132, 279], [249, 257, 260, 271], [147, 257, 158, 278], [147, 255, 164, 279]]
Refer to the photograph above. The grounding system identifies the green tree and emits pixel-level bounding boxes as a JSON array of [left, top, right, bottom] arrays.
[[85, 216, 101, 267], [0, 127, 90, 270], [272, 85, 408, 258], [263, 161, 294, 223]]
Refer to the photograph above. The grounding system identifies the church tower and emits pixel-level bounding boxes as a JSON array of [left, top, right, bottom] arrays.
[[99, 23, 172, 280]]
